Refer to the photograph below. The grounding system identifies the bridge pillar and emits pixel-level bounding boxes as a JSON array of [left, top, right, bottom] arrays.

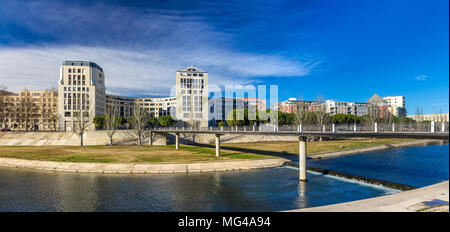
[[175, 133, 179, 149], [215, 134, 221, 157], [442, 123, 446, 132], [149, 131, 153, 145], [299, 136, 307, 181]]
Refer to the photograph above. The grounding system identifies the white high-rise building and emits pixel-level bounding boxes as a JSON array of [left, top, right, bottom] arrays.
[[58, 61, 106, 131], [383, 96, 406, 117], [176, 66, 209, 127]]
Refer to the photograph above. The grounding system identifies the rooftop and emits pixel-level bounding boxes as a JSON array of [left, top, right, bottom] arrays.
[[63, 61, 104, 72]]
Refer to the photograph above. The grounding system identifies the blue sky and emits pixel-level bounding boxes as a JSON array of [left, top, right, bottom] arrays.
[[0, 0, 448, 114]]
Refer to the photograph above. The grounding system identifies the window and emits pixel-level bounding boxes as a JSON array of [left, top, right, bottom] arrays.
[[64, 112, 71, 117], [68, 69, 72, 73]]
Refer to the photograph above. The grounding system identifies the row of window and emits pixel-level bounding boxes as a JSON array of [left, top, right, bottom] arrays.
[[181, 90, 203, 94], [64, 87, 90, 92], [180, 78, 204, 89], [180, 73, 204, 77], [68, 68, 85, 74]]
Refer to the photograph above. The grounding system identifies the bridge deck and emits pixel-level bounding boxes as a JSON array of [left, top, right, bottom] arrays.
[[148, 129, 449, 140]]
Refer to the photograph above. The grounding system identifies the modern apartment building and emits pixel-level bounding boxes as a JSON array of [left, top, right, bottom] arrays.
[[0, 90, 58, 131], [349, 102, 368, 117], [58, 61, 106, 131], [105, 94, 135, 118], [325, 100, 353, 115], [176, 66, 209, 127], [105, 95, 176, 119], [208, 97, 246, 124], [135, 97, 176, 118], [277, 98, 315, 114], [383, 96, 406, 117], [241, 97, 266, 112], [407, 113, 449, 122]]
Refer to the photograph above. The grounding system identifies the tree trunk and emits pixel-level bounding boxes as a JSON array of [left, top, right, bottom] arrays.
[[80, 132, 84, 146], [109, 136, 113, 146]]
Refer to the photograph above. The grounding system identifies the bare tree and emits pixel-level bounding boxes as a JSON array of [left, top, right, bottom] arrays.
[[314, 95, 329, 128], [364, 103, 379, 125], [130, 102, 148, 146], [415, 106, 423, 123], [0, 85, 8, 128], [105, 105, 120, 146], [183, 120, 200, 143], [73, 94, 93, 146], [18, 90, 37, 131]]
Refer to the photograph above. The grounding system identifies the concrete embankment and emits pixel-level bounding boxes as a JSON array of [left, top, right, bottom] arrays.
[[308, 139, 445, 159], [0, 130, 300, 146], [0, 157, 288, 174], [286, 181, 449, 212]]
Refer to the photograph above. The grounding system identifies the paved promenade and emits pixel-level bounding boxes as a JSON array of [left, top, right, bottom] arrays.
[[287, 181, 449, 212], [0, 157, 288, 174]]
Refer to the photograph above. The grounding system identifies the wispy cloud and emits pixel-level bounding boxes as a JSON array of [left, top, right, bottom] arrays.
[[0, 45, 316, 97], [416, 74, 432, 81], [0, 0, 319, 97]]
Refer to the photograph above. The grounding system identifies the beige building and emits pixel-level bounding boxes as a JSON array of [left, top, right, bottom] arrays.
[[176, 66, 209, 127], [240, 97, 266, 112], [105, 94, 134, 118], [383, 96, 406, 117], [106, 95, 176, 120], [58, 61, 106, 131], [0, 90, 58, 131], [407, 113, 449, 122], [135, 97, 176, 118]]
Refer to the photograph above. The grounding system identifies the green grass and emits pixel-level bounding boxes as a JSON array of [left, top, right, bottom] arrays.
[[0, 138, 416, 164]]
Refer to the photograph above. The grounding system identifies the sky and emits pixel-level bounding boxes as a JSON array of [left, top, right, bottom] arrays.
[[0, 0, 448, 114]]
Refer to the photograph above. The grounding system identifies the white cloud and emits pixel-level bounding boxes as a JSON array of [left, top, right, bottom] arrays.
[[416, 74, 431, 81], [0, 45, 315, 97]]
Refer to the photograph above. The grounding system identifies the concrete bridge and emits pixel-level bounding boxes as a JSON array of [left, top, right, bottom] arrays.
[[148, 122, 449, 181]]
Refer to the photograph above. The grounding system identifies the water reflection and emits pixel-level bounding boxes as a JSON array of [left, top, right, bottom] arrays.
[[0, 167, 394, 212]]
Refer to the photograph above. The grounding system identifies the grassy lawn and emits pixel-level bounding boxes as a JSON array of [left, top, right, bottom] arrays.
[[0, 138, 414, 163]]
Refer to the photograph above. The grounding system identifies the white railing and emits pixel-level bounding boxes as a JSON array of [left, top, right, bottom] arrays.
[[150, 122, 449, 133]]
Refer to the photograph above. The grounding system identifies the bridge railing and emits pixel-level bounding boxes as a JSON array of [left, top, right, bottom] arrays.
[[149, 122, 449, 133]]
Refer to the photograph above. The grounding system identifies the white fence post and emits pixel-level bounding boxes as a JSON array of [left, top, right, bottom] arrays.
[[392, 123, 395, 132], [253, 125, 255, 132], [353, 124, 357, 132], [374, 123, 378, 133], [322, 125, 325, 132], [442, 122, 446, 132], [431, 121, 435, 133], [332, 124, 335, 133], [299, 124, 302, 132]]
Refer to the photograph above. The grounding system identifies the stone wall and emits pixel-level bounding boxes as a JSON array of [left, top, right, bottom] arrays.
[[0, 130, 299, 146]]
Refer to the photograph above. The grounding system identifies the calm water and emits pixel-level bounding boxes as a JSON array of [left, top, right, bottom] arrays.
[[1, 144, 446, 212], [0, 166, 396, 212], [308, 144, 449, 187]]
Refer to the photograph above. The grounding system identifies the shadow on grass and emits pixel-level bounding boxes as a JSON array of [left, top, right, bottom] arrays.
[[169, 143, 298, 161]]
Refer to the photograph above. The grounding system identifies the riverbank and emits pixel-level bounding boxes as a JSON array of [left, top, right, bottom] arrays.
[[0, 138, 427, 174], [0, 156, 288, 174], [286, 181, 449, 212]]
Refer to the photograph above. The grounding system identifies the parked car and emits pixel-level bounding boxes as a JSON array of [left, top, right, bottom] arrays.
[[1, 128, 11, 131]]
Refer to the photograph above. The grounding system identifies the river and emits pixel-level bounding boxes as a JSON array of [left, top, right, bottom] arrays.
[[0, 144, 447, 211]]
